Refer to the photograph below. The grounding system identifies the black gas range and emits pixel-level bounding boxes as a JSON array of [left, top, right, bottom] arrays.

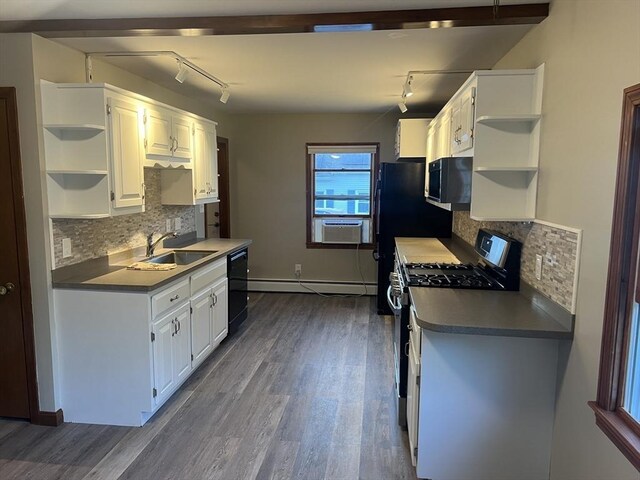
[[388, 229, 522, 427]]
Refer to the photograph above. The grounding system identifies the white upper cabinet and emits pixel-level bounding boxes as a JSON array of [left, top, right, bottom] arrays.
[[107, 96, 145, 210], [40, 82, 219, 218], [145, 107, 173, 157], [395, 118, 431, 159], [144, 108, 194, 167], [160, 120, 219, 206], [450, 86, 475, 154], [40, 83, 146, 218], [424, 66, 545, 221]]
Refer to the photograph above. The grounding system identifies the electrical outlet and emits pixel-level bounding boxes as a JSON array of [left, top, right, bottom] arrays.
[[174, 217, 182, 231], [535, 254, 543, 280], [62, 238, 72, 258], [166, 219, 172, 232], [294, 264, 302, 277]]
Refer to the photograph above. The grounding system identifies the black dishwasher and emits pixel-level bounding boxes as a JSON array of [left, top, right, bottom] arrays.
[[227, 248, 248, 333]]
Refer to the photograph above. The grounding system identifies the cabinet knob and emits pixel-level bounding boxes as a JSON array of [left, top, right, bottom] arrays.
[[0, 283, 15, 296]]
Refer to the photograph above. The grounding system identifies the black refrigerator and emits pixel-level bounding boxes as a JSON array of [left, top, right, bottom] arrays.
[[375, 160, 453, 314]]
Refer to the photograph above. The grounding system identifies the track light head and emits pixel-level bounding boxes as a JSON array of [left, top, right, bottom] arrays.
[[219, 88, 230, 104], [175, 61, 188, 83], [398, 101, 408, 113], [403, 76, 414, 97]]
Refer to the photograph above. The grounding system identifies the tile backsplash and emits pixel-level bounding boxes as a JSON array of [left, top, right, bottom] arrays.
[[453, 211, 580, 313], [52, 169, 195, 268]]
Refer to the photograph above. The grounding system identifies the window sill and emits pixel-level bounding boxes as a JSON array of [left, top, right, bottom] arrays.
[[306, 242, 374, 250], [589, 401, 640, 470]]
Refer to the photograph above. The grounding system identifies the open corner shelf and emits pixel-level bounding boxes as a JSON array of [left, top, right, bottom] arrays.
[[44, 124, 105, 132], [47, 170, 108, 176], [475, 114, 541, 124], [49, 213, 110, 219]]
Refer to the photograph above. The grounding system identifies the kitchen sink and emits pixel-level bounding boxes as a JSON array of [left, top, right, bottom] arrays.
[[145, 250, 217, 266]]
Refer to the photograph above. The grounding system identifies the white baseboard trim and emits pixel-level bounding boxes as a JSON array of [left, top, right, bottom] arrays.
[[248, 278, 376, 296]]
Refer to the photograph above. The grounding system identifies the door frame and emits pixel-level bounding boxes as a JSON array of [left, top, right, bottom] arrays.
[[1, 87, 61, 426], [212, 136, 230, 238]]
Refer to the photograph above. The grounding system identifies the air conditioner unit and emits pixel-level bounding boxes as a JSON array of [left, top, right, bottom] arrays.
[[321, 219, 363, 244]]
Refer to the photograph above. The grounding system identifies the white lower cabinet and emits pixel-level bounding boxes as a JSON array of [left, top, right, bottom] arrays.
[[190, 275, 228, 369], [212, 277, 228, 345], [55, 257, 229, 427], [406, 338, 420, 467], [191, 288, 215, 367]]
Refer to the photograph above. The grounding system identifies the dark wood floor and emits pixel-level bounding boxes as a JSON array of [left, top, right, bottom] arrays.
[[0, 293, 417, 480]]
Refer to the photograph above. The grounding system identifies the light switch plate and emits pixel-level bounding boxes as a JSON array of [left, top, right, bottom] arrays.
[[62, 238, 72, 258], [166, 219, 172, 232], [535, 254, 543, 280], [199, 204, 205, 213], [175, 217, 182, 231]]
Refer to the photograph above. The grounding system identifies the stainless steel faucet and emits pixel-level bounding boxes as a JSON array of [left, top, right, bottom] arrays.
[[146, 231, 178, 257]]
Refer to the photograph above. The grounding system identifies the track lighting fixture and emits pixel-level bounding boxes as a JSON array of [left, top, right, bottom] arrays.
[[85, 51, 231, 105], [398, 101, 408, 113], [219, 88, 230, 104], [403, 76, 414, 97], [175, 60, 188, 83]]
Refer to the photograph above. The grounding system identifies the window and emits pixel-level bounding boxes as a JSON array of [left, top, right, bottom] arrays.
[[306, 143, 379, 247], [590, 83, 640, 470]]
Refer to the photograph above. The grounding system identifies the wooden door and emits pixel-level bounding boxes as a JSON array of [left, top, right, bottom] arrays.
[[0, 89, 36, 420], [108, 97, 145, 210], [216, 136, 231, 238], [212, 278, 228, 345], [171, 115, 193, 160], [190, 288, 213, 367]]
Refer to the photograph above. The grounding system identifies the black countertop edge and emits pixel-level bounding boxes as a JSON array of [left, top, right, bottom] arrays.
[[51, 238, 251, 293]]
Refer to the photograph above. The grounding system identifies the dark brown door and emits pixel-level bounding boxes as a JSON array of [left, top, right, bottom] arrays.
[[0, 88, 36, 419], [207, 136, 230, 238]]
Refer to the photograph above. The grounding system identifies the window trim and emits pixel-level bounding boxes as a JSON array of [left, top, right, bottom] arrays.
[[305, 142, 380, 249], [590, 83, 640, 471]]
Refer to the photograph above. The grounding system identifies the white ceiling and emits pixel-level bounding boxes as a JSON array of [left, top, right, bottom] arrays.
[[0, 1, 540, 113]]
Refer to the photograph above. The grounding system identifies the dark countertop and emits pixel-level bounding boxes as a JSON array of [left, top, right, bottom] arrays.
[[397, 236, 574, 340], [52, 238, 252, 293]]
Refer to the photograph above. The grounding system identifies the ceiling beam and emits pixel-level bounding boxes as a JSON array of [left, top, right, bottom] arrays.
[[0, 4, 549, 38]]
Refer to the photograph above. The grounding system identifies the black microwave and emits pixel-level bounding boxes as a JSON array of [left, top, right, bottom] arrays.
[[427, 157, 473, 208]]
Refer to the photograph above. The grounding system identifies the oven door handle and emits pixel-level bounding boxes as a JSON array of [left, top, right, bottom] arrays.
[[387, 285, 402, 312]]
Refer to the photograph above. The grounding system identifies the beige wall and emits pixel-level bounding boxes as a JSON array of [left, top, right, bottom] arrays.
[[230, 113, 399, 284], [493, 0, 640, 478]]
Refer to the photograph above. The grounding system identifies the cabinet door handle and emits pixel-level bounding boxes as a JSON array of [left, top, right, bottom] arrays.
[[171, 318, 176, 336], [169, 294, 180, 302], [177, 319, 181, 333], [173, 137, 179, 153], [212, 293, 217, 306], [405, 341, 410, 357]]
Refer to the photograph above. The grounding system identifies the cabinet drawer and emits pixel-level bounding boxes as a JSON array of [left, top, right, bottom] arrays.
[[152, 279, 190, 318], [191, 258, 227, 295]]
